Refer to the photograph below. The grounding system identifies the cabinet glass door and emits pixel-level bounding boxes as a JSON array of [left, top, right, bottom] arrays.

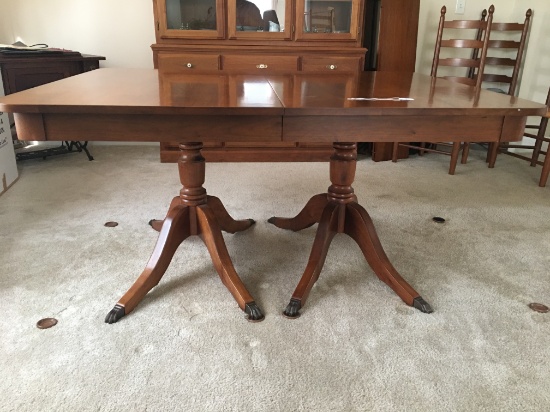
[[159, 0, 224, 38], [228, 0, 291, 40], [295, 0, 361, 41]]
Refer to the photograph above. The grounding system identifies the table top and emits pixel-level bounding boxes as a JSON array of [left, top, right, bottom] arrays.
[[0, 68, 546, 117]]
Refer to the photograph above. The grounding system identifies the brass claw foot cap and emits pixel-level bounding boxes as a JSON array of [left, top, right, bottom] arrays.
[[105, 304, 126, 324], [244, 302, 265, 323], [413, 297, 433, 313], [282, 299, 301, 319]]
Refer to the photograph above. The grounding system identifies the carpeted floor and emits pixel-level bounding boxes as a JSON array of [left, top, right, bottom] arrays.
[[1, 144, 549, 411]]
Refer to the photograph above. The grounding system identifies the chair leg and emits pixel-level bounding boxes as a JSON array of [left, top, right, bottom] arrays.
[[487, 142, 499, 168], [540, 148, 550, 187], [486, 143, 494, 163], [461, 142, 470, 164], [448, 142, 461, 175], [530, 143, 542, 167], [391, 142, 399, 162], [419, 142, 427, 156], [531, 123, 547, 167]]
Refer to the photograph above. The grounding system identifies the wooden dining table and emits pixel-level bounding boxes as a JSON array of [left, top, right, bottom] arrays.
[[0, 68, 545, 323]]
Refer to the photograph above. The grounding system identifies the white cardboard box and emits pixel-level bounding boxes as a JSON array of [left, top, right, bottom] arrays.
[[0, 80, 18, 197]]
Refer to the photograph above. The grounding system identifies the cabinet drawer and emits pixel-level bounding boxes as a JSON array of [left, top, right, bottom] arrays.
[[222, 55, 299, 73], [301, 57, 361, 73], [157, 54, 220, 73]]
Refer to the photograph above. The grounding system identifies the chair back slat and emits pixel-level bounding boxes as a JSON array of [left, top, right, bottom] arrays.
[[444, 20, 489, 29], [441, 39, 485, 48], [482, 73, 515, 84], [487, 40, 521, 49], [439, 58, 481, 68], [491, 22, 525, 31], [484, 57, 516, 66], [431, 5, 494, 90], [440, 76, 477, 86]]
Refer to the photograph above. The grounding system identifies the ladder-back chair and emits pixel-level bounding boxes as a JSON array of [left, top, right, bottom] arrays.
[[463, 9, 532, 163], [392, 5, 495, 175]]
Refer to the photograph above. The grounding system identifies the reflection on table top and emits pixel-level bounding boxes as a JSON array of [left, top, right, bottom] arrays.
[[0, 68, 546, 118]]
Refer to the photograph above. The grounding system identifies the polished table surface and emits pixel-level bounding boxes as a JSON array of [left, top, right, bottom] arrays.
[[1, 68, 545, 144], [1, 69, 546, 322]]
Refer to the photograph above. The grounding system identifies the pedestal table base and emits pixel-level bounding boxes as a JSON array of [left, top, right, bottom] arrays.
[[105, 143, 264, 323], [269, 142, 433, 318]]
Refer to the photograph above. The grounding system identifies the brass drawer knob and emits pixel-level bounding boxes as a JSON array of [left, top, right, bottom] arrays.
[[256, 64, 268, 69], [186, 63, 193, 68], [326, 64, 337, 70]]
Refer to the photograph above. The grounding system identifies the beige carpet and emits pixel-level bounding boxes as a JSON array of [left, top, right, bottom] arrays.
[[1, 144, 549, 411]]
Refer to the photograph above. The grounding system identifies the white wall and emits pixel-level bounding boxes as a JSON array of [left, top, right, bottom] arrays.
[[511, 0, 550, 103], [0, 0, 156, 69]]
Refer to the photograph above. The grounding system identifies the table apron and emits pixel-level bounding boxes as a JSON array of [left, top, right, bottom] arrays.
[[14, 113, 283, 143], [14, 113, 527, 144], [282, 115, 527, 143]]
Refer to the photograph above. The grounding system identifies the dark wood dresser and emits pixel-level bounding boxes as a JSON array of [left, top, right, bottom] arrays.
[[0, 52, 105, 160], [0, 52, 105, 94]]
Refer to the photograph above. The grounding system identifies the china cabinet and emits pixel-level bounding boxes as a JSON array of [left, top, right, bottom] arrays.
[[151, 0, 418, 162]]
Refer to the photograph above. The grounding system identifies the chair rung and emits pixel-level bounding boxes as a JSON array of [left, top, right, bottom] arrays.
[[503, 144, 535, 149], [523, 134, 549, 143], [501, 150, 544, 166], [397, 143, 460, 157]]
